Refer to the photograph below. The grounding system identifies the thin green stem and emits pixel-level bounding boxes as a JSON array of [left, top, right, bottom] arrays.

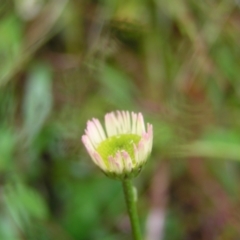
[[122, 179, 142, 240]]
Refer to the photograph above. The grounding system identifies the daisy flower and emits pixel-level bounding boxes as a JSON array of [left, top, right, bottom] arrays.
[[82, 111, 153, 179]]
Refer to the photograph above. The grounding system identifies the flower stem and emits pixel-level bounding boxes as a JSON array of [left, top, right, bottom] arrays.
[[122, 179, 142, 240]]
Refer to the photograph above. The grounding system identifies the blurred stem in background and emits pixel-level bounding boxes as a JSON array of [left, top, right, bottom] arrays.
[[122, 179, 142, 240]]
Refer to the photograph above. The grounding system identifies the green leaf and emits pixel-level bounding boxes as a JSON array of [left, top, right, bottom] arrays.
[[4, 182, 48, 230], [23, 62, 53, 142], [100, 64, 136, 107], [0, 128, 15, 171], [0, 14, 23, 85]]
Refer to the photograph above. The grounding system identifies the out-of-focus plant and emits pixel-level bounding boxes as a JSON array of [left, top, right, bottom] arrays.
[[1, 0, 240, 239]]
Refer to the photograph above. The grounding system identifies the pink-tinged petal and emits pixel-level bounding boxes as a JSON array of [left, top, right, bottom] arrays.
[[82, 137, 106, 170], [122, 111, 130, 133], [147, 123, 153, 136], [147, 123, 153, 153], [136, 139, 146, 164], [105, 113, 118, 137], [86, 120, 102, 147], [126, 111, 131, 133], [142, 124, 151, 140], [142, 123, 153, 148], [133, 143, 139, 163], [85, 129, 98, 149], [121, 111, 127, 132], [108, 154, 122, 173], [117, 111, 125, 134], [131, 112, 137, 134], [108, 156, 115, 172], [136, 113, 146, 135], [92, 118, 106, 141], [112, 112, 121, 134], [82, 135, 94, 152], [105, 113, 113, 137], [115, 151, 124, 170], [121, 151, 133, 172], [93, 152, 107, 171], [122, 110, 129, 133]]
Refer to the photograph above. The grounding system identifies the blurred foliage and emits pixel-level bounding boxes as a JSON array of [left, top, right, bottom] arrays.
[[1, 0, 240, 239]]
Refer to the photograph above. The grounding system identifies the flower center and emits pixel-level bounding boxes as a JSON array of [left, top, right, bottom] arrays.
[[97, 134, 141, 166]]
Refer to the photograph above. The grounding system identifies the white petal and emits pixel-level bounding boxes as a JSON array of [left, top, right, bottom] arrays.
[[133, 143, 139, 164], [115, 151, 125, 172], [105, 113, 114, 137], [125, 111, 131, 133], [117, 111, 125, 134], [105, 113, 118, 137], [131, 112, 137, 134], [108, 154, 123, 173], [93, 118, 106, 141], [121, 150, 133, 172], [93, 152, 107, 171], [112, 112, 121, 134], [82, 135, 95, 152], [136, 113, 146, 135], [82, 135, 107, 170], [86, 120, 102, 147], [137, 139, 147, 164], [122, 111, 129, 133], [146, 123, 153, 154]]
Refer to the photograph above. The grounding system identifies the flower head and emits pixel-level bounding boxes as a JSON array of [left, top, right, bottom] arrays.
[[82, 111, 153, 179]]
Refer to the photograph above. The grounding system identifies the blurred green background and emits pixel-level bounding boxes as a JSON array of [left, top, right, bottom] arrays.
[[1, 0, 240, 239]]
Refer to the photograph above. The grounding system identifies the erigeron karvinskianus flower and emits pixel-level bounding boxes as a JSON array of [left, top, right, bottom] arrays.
[[82, 111, 153, 179]]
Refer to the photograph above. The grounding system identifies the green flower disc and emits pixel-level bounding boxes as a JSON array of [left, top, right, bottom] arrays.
[[97, 134, 141, 167]]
